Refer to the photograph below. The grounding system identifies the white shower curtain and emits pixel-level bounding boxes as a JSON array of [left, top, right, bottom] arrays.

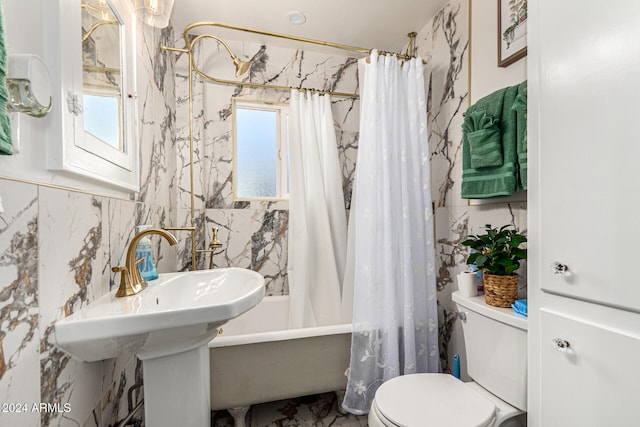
[[287, 90, 347, 328], [342, 51, 440, 415]]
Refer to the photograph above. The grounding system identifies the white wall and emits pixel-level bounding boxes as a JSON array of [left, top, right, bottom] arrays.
[[470, 0, 526, 103], [1, 0, 49, 186]]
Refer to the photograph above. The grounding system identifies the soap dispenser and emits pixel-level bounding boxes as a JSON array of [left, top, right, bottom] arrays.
[[135, 225, 158, 282]]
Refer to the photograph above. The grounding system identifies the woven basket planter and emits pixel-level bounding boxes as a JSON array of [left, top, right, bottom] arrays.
[[483, 273, 518, 307]]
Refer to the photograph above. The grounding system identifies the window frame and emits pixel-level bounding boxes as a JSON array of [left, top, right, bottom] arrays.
[[232, 98, 289, 202]]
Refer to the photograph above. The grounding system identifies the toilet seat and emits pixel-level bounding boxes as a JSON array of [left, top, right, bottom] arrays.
[[372, 374, 496, 427]]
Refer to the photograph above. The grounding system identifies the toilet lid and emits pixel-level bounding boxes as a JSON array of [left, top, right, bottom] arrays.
[[374, 374, 496, 427]]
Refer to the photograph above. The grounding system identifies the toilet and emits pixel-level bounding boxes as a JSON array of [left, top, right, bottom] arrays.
[[368, 291, 527, 427]]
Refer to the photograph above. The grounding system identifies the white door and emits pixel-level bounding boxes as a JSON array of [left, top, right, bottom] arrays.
[[540, 309, 640, 425], [537, 0, 640, 312]]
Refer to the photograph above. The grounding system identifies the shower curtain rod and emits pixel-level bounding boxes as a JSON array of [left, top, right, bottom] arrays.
[[159, 22, 423, 268], [164, 21, 423, 99]]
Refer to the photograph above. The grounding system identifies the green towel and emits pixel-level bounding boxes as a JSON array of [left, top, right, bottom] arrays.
[[0, 0, 12, 155], [463, 109, 503, 168], [512, 81, 527, 190], [461, 85, 519, 198]]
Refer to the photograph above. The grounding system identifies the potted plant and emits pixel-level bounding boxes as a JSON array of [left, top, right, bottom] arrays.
[[461, 224, 527, 307]]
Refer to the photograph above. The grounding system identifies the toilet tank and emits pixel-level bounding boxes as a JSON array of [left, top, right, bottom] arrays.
[[452, 292, 527, 411]]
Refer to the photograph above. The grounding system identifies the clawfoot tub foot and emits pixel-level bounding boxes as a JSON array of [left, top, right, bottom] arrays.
[[335, 390, 348, 415], [228, 406, 250, 427]]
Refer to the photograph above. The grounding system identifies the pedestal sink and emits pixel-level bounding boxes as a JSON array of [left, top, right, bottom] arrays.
[[54, 267, 265, 427]]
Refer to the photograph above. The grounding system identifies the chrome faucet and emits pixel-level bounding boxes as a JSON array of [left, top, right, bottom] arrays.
[[112, 228, 178, 297]]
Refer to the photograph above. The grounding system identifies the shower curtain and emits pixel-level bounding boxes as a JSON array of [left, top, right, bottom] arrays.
[[287, 90, 347, 328], [342, 51, 440, 415]]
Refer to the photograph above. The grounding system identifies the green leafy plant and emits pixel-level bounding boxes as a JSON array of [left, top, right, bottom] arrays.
[[461, 224, 527, 275]]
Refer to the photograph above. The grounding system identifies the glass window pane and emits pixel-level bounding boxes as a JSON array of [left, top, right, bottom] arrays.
[[236, 108, 277, 198], [81, 1, 123, 151], [83, 94, 120, 148]]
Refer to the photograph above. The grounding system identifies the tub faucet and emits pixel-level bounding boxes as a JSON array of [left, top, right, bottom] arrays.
[[112, 228, 178, 297], [208, 227, 223, 269]]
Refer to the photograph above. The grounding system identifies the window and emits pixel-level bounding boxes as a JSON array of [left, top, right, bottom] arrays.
[[233, 99, 289, 200]]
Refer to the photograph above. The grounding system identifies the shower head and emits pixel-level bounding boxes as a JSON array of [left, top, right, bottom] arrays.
[[194, 34, 252, 78], [232, 56, 252, 77]]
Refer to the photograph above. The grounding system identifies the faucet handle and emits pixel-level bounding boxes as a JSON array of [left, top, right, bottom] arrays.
[[208, 227, 223, 270], [112, 265, 136, 297], [209, 227, 222, 250]]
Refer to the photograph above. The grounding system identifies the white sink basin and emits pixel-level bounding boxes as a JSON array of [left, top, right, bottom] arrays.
[[54, 267, 265, 362], [54, 267, 264, 426]]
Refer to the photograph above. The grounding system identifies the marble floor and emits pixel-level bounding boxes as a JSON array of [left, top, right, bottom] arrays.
[[211, 392, 369, 427]]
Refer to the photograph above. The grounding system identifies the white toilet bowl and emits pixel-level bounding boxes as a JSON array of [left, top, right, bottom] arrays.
[[366, 293, 527, 426], [368, 374, 525, 427]]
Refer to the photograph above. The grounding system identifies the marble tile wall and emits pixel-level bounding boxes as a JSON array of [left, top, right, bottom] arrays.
[[0, 7, 523, 426], [1, 3, 516, 424], [170, 0, 526, 380], [0, 181, 39, 426], [179, 2, 526, 374], [177, 39, 360, 292], [0, 22, 176, 427], [414, 0, 528, 372], [174, 36, 207, 272]]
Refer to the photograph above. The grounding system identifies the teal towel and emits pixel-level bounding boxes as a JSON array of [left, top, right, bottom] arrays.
[[512, 81, 527, 190], [463, 109, 503, 168], [0, 0, 11, 155], [461, 85, 519, 198]]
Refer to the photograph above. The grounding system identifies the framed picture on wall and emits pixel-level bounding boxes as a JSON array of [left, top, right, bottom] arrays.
[[498, 0, 527, 67]]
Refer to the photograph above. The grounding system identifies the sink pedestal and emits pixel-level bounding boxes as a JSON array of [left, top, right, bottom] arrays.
[[141, 344, 211, 427]]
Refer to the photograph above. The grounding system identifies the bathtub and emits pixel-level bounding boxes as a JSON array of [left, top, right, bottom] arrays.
[[208, 295, 352, 418]]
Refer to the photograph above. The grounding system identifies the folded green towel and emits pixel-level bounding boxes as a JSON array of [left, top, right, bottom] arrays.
[[461, 85, 519, 198], [0, 0, 12, 156], [463, 110, 502, 168], [512, 81, 527, 189]]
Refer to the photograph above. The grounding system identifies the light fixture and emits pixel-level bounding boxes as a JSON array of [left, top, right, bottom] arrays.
[[131, 0, 174, 28], [81, 0, 116, 21], [287, 11, 307, 25]]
